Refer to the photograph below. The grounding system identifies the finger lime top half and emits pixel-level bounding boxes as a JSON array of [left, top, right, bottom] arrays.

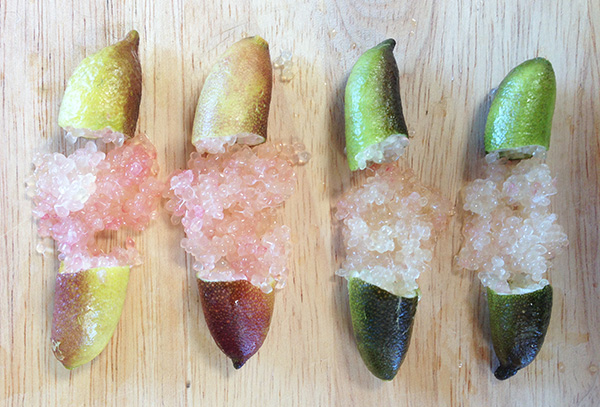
[[485, 57, 556, 158], [344, 39, 409, 171], [192, 36, 272, 152], [58, 30, 142, 144]]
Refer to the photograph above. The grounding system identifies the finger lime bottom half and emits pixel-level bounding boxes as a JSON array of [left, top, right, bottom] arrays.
[[487, 285, 553, 380], [348, 277, 418, 380]]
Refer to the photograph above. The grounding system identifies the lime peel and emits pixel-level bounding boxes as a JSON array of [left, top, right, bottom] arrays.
[[58, 30, 142, 143], [487, 285, 553, 380], [344, 39, 409, 171], [348, 278, 418, 380], [484, 57, 556, 154]]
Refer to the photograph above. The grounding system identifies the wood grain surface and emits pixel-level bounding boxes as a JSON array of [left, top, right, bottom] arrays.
[[1, 0, 599, 406]]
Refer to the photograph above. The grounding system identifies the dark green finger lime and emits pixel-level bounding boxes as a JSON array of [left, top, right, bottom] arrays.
[[348, 278, 418, 380], [487, 285, 553, 380], [344, 39, 408, 171], [485, 58, 556, 157]]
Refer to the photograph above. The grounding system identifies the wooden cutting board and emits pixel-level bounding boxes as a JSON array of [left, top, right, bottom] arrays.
[[1, 1, 598, 405]]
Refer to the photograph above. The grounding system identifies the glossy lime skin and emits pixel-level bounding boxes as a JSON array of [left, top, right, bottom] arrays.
[[58, 30, 142, 138], [485, 58, 556, 155], [51, 265, 130, 369], [198, 279, 275, 369], [487, 285, 553, 380], [348, 278, 418, 380], [344, 39, 408, 171], [192, 36, 272, 147]]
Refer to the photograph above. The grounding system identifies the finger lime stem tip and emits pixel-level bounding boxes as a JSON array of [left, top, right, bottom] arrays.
[[198, 279, 275, 369], [124, 30, 140, 45], [58, 30, 143, 142], [51, 265, 130, 368]]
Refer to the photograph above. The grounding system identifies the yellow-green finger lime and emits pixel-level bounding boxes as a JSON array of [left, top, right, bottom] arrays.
[[192, 36, 272, 148], [487, 285, 553, 380], [58, 30, 142, 140], [51, 264, 130, 369], [485, 58, 556, 158], [348, 277, 418, 380], [344, 39, 409, 171]]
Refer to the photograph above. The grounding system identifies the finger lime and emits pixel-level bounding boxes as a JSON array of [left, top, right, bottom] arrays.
[[58, 30, 142, 143], [487, 285, 553, 380], [348, 278, 418, 380], [344, 39, 409, 171], [192, 36, 272, 152], [51, 264, 130, 369], [485, 58, 556, 157]]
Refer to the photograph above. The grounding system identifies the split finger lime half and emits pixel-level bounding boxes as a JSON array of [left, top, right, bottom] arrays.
[[58, 30, 142, 144], [51, 264, 130, 369], [344, 39, 409, 171], [484, 57, 556, 158], [348, 278, 418, 380], [192, 36, 272, 153]]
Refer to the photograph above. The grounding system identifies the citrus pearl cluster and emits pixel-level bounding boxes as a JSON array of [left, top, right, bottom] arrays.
[[458, 149, 568, 294], [336, 164, 452, 298], [353, 134, 409, 171], [165, 141, 309, 294], [64, 127, 127, 147], [28, 135, 163, 272]]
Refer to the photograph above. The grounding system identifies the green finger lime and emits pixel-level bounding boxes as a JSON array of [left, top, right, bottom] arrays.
[[51, 264, 130, 369], [192, 36, 272, 150], [58, 30, 142, 141], [485, 58, 556, 158], [487, 285, 553, 380], [348, 278, 418, 380], [344, 39, 409, 171]]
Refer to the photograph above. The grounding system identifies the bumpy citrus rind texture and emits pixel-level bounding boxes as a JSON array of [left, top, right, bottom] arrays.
[[51, 264, 130, 369], [484, 57, 556, 156], [58, 30, 142, 141]]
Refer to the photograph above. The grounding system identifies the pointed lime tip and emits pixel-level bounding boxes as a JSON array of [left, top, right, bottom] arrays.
[[124, 30, 140, 46], [494, 365, 518, 380], [247, 35, 268, 49], [52, 264, 130, 368], [232, 358, 248, 369], [348, 278, 418, 380], [484, 57, 556, 156], [377, 38, 396, 49]]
